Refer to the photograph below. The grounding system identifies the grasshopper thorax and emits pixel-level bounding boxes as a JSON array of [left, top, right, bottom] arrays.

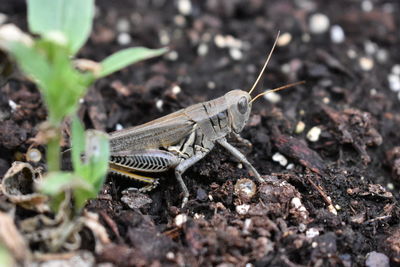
[[224, 90, 252, 134]]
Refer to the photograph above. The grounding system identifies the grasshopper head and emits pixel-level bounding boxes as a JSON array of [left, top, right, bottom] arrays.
[[225, 90, 252, 133]]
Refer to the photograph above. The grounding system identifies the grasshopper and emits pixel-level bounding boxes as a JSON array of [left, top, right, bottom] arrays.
[[108, 33, 303, 207]]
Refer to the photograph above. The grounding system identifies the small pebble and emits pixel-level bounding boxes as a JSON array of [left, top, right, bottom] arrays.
[[322, 97, 330, 104], [309, 13, 330, 34], [156, 99, 163, 111], [197, 43, 208, 56], [229, 48, 243, 60], [207, 81, 216, 89], [117, 32, 131, 45], [306, 126, 322, 142], [370, 88, 377, 96], [291, 197, 302, 209], [361, 0, 373, 12], [387, 183, 394, 190], [79, 98, 85, 104], [295, 121, 306, 134], [166, 252, 175, 260], [234, 178, 257, 200], [306, 228, 320, 239], [263, 91, 281, 103], [277, 32, 292, 47], [177, 0, 192, 15], [330, 25, 345, 43], [335, 204, 341, 210], [236, 204, 250, 215], [286, 163, 295, 170], [272, 152, 288, 166], [166, 51, 178, 61], [365, 251, 390, 267], [26, 148, 41, 163], [359, 57, 374, 71], [115, 124, 123, 131], [174, 214, 188, 227]]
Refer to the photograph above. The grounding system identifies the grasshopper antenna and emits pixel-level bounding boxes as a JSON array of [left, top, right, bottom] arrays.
[[250, 81, 305, 104], [248, 31, 280, 96]]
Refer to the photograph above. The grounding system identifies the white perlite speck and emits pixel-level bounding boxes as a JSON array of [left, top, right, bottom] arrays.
[[171, 85, 182, 95], [177, 0, 192, 15], [117, 33, 131, 45], [277, 32, 292, 47], [156, 99, 164, 111], [295, 121, 306, 134], [307, 126, 322, 142], [229, 48, 243, 60], [197, 43, 208, 56], [174, 214, 188, 227], [361, 0, 373, 12], [272, 152, 288, 167], [306, 228, 320, 239], [330, 25, 345, 43], [309, 13, 330, 34], [263, 91, 281, 103], [359, 57, 374, 71], [388, 73, 400, 92], [236, 204, 250, 215]]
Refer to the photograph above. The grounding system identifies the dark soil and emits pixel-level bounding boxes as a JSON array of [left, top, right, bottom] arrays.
[[1, 0, 400, 266]]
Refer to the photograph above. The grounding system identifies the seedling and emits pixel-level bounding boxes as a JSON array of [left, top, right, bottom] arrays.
[[1, 0, 166, 215]]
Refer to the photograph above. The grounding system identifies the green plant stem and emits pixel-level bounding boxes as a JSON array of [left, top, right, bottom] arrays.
[[47, 131, 61, 172]]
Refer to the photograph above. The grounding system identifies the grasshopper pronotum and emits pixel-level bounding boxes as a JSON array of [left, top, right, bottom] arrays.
[[109, 32, 304, 207]]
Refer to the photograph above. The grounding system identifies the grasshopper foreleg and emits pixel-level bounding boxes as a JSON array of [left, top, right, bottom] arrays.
[[217, 138, 263, 182]]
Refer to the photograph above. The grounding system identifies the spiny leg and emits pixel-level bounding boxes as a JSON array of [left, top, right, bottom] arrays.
[[217, 138, 263, 182], [231, 132, 253, 148], [175, 148, 210, 208], [109, 165, 159, 192]]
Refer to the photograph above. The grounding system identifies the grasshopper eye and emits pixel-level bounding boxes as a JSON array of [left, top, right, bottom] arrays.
[[237, 97, 248, 114]]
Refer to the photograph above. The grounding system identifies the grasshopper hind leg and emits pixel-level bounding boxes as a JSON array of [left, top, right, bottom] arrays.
[[109, 166, 160, 192]]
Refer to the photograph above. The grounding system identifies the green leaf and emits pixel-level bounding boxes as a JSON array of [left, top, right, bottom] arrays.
[[39, 172, 93, 196], [71, 116, 85, 174], [28, 0, 94, 55], [38, 171, 94, 212], [82, 130, 109, 191], [98, 47, 167, 78], [9, 42, 51, 88]]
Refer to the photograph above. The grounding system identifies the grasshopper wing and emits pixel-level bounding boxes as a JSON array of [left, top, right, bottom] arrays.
[[110, 110, 195, 152]]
